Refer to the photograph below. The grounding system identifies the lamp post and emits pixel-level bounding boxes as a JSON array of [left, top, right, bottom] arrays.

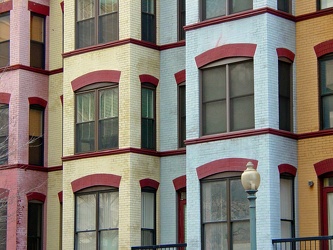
[[241, 161, 260, 250]]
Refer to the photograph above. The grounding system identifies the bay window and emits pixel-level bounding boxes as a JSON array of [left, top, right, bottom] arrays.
[[202, 0, 252, 20], [202, 59, 254, 135], [75, 187, 119, 250], [76, 0, 119, 49], [76, 84, 119, 153], [201, 173, 249, 249]]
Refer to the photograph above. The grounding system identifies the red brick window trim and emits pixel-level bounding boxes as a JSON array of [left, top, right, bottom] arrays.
[[196, 158, 258, 179], [28, 97, 47, 108], [314, 158, 333, 176], [71, 70, 121, 91], [139, 74, 159, 86], [0, 1, 12, 13], [60, 1, 64, 13], [140, 178, 160, 190], [0, 93, 10, 104], [71, 174, 121, 192], [174, 70, 186, 85], [26, 192, 46, 202], [195, 43, 257, 68], [278, 164, 297, 176], [28, 1, 49, 16], [276, 48, 295, 62], [314, 39, 333, 58], [173, 175, 186, 190], [58, 191, 63, 203]]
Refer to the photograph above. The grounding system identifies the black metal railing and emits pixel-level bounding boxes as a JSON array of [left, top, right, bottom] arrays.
[[272, 235, 333, 250], [131, 243, 187, 250]]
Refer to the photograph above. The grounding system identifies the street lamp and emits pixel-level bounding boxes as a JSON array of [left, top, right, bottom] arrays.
[[241, 161, 260, 250]]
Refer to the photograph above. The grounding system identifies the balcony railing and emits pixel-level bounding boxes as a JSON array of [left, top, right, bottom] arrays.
[[272, 235, 333, 250], [131, 243, 187, 250]]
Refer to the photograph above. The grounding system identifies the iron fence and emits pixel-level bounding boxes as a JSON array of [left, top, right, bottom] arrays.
[[131, 243, 187, 250], [272, 235, 333, 250]]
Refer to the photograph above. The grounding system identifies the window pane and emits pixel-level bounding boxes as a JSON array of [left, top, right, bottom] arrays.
[[179, 85, 186, 147], [142, 88, 154, 118], [205, 0, 226, 19], [76, 121, 95, 152], [98, 118, 118, 150], [320, 0, 333, 9], [77, 232, 96, 250], [76, 194, 96, 231], [230, 0, 252, 14], [77, 18, 95, 48], [280, 178, 293, 220], [29, 107, 44, 166], [328, 193, 333, 235], [77, 92, 95, 123], [322, 95, 333, 129], [232, 221, 250, 250], [99, 192, 119, 229], [229, 60, 254, 98], [204, 222, 227, 249], [100, 230, 118, 250], [230, 95, 254, 131], [142, 0, 154, 14], [29, 137, 43, 166], [30, 41, 44, 69], [99, 13, 118, 43], [179, 0, 186, 40], [0, 201, 7, 250], [0, 105, 8, 165], [141, 192, 155, 229], [320, 59, 333, 95], [77, 0, 95, 21], [0, 13, 10, 68], [27, 202, 43, 250], [31, 15, 44, 42], [141, 13, 155, 43], [230, 179, 249, 220], [278, 0, 290, 13], [202, 66, 226, 103], [203, 100, 226, 135], [141, 229, 154, 246], [202, 181, 227, 222], [281, 221, 292, 239], [279, 61, 291, 131], [99, 88, 118, 119], [99, 0, 118, 15], [142, 118, 155, 149], [29, 108, 43, 137]]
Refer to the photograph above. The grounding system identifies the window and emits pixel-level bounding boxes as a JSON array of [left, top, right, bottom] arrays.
[[29, 105, 44, 166], [75, 187, 119, 250], [177, 190, 186, 244], [141, 188, 156, 245], [76, 0, 119, 49], [201, 59, 254, 135], [319, 55, 333, 129], [201, 173, 249, 249], [321, 177, 333, 238], [0, 12, 10, 68], [76, 84, 119, 153], [280, 175, 295, 239], [278, 0, 291, 13], [0, 104, 8, 165], [0, 199, 7, 250], [178, 0, 185, 41], [27, 201, 43, 250], [141, 83, 156, 150], [319, 0, 333, 10], [279, 60, 292, 131], [141, 0, 156, 43], [202, 0, 252, 20], [30, 13, 45, 69], [178, 83, 186, 148]]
